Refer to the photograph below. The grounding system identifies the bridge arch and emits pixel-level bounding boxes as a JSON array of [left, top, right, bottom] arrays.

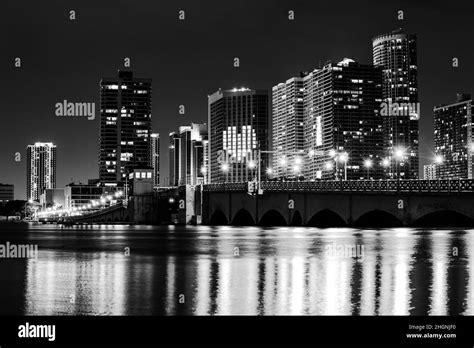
[[210, 210, 228, 225], [290, 211, 303, 226], [353, 209, 402, 227], [259, 209, 287, 226], [413, 210, 474, 227], [232, 208, 255, 226], [307, 209, 346, 227]]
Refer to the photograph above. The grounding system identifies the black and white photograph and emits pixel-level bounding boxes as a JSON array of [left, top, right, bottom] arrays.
[[1, 0, 473, 346]]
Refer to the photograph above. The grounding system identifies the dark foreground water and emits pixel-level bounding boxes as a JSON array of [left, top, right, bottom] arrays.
[[0, 223, 472, 315]]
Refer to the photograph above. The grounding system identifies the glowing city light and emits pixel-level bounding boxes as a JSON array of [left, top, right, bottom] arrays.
[[435, 155, 443, 165], [394, 147, 405, 160], [339, 152, 348, 163], [325, 162, 333, 170]]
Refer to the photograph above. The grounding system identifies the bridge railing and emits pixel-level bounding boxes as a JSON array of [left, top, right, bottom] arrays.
[[64, 202, 126, 221], [203, 179, 474, 193]]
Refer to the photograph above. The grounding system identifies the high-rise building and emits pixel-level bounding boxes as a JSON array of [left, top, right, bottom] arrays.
[[99, 70, 152, 187], [208, 88, 269, 183], [168, 132, 181, 186], [272, 76, 305, 178], [179, 123, 208, 185], [26, 142, 57, 201], [168, 124, 208, 186], [274, 59, 384, 180], [434, 94, 473, 179], [373, 29, 419, 179], [150, 133, 160, 187]]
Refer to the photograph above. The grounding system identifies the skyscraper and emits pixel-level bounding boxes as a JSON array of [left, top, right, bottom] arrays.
[[179, 123, 208, 185], [26, 142, 57, 201], [272, 76, 305, 178], [373, 29, 419, 179], [150, 133, 160, 187], [99, 70, 152, 187], [168, 132, 181, 186], [434, 94, 473, 179], [274, 59, 384, 181], [208, 88, 269, 183], [168, 124, 208, 186]]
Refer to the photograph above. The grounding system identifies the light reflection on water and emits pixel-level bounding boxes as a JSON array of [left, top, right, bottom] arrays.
[[0, 225, 472, 315]]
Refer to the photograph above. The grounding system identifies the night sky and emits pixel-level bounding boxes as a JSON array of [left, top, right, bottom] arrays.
[[2, 0, 473, 199]]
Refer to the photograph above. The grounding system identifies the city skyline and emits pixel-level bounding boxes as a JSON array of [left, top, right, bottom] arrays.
[[2, 0, 474, 199]]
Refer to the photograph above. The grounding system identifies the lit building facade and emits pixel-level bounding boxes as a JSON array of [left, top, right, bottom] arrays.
[[208, 88, 269, 183], [434, 94, 473, 179], [64, 183, 105, 210], [272, 76, 305, 178], [373, 29, 419, 179], [26, 142, 57, 201], [168, 123, 208, 186], [168, 132, 181, 186], [99, 70, 152, 187], [274, 59, 383, 180], [150, 133, 160, 187], [0, 184, 14, 204], [423, 164, 437, 180]]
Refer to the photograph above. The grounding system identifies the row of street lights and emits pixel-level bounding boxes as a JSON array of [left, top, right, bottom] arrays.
[[217, 146, 446, 181], [37, 190, 124, 219]]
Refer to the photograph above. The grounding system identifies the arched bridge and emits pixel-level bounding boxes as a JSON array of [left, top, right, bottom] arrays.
[[202, 180, 474, 227]]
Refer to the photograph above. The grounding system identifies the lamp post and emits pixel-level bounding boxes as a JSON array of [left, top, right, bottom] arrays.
[[381, 158, 390, 180], [200, 166, 207, 184], [266, 167, 273, 180], [364, 159, 373, 180], [221, 163, 229, 184], [394, 147, 405, 180], [338, 152, 349, 181]]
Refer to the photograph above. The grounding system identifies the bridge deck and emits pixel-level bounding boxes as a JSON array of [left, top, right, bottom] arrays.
[[203, 179, 474, 193]]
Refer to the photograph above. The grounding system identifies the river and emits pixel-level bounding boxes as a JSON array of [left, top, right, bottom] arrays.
[[0, 224, 472, 315]]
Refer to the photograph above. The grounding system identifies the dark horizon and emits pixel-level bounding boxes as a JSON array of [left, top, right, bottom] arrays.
[[2, 0, 473, 199]]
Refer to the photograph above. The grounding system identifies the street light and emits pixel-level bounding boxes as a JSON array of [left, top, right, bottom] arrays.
[[338, 152, 349, 180], [434, 155, 443, 165], [364, 158, 373, 180], [248, 160, 256, 169], [393, 146, 406, 179], [221, 163, 229, 172]]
